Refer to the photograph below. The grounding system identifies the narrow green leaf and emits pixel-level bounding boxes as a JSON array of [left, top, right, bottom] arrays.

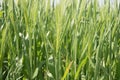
[[32, 68, 39, 79]]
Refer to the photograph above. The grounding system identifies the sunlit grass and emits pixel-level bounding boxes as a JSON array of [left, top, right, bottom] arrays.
[[0, 0, 120, 80]]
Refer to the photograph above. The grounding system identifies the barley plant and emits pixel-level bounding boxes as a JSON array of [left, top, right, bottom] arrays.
[[0, 0, 120, 80]]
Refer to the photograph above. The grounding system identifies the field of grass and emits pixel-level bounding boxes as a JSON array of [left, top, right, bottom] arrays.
[[0, 0, 120, 80]]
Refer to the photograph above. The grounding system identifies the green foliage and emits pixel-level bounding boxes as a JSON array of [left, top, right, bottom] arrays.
[[0, 0, 120, 80]]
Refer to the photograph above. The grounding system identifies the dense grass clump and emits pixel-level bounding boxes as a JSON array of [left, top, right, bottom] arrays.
[[0, 0, 120, 80]]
